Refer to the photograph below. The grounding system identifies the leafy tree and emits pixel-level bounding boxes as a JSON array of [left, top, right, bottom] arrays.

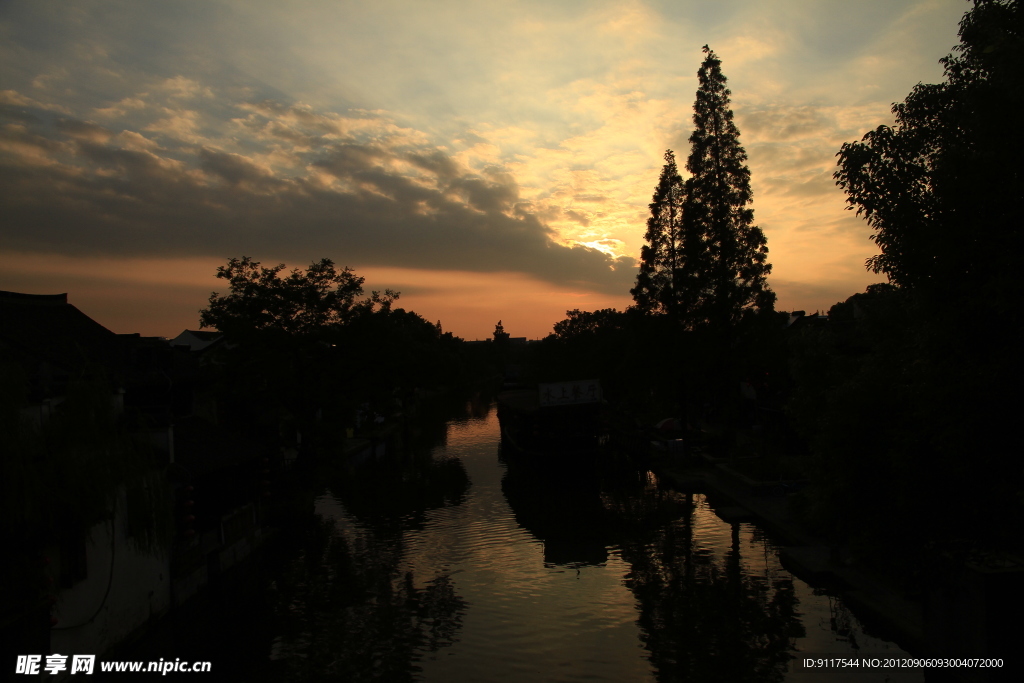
[[626, 47, 777, 445], [199, 256, 396, 339], [631, 151, 685, 315], [345, 306, 464, 392], [834, 0, 1023, 302], [552, 308, 627, 341], [678, 46, 775, 329], [803, 0, 1024, 563], [543, 308, 639, 400], [198, 257, 399, 455], [631, 48, 773, 328]]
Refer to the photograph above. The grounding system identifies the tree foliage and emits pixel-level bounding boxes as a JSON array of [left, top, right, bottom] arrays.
[[197, 257, 474, 460], [631, 152, 685, 315], [835, 0, 1024, 299], [680, 46, 774, 329], [552, 308, 629, 341], [631, 47, 774, 328], [537, 307, 646, 413], [802, 0, 1024, 561], [199, 256, 397, 339]]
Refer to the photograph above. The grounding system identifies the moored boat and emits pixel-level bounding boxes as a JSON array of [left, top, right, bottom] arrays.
[[496, 380, 604, 460]]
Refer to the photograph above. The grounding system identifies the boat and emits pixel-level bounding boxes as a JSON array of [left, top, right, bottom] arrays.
[[496, 379, 604, 460]]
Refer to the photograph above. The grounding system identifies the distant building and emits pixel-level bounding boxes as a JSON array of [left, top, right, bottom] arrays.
[[785, 310, 827, 330], [169, 329, 225, 354]]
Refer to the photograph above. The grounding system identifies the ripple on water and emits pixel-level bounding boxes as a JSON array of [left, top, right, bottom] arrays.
[[311, 408, 919, 682]]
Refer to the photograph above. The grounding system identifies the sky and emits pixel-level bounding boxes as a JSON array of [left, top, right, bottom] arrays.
[[0, 0, 969, 340]]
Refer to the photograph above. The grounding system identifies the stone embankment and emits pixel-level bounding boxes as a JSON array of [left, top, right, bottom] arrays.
[[651, 447, 1023, 682], [649, 451, 926, 654]]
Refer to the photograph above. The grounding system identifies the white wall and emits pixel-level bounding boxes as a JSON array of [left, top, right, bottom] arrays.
[[50, 495, 171, 658]]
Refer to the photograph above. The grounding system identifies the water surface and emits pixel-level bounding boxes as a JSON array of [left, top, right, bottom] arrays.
[[284, 403, 921, 682]]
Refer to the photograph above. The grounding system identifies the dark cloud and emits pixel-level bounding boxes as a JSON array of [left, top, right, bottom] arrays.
[[261, 121, 322, 147], [54, 118, 113, 143], [759, 170, 838, 199], [198, 147, 278, 187], [447, 175, 520, 214], [0, 94, 634, 294], [312, 144, 391, 180], [565, 209, 591, 226], [0, 103, 43, 124], [739, 105, 835, 142], [0, 121, 68, 156], [405, 150, 461, 181]]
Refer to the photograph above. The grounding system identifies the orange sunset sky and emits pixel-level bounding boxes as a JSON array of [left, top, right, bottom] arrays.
[[1, 1, 968, 339]]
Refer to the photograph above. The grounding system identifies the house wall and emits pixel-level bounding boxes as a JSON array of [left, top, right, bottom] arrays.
[[49, 495, 171, 658]]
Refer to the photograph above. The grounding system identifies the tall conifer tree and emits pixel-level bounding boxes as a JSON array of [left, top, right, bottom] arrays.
[[679, 46, 774, 329], [630, 150, 685, 314]]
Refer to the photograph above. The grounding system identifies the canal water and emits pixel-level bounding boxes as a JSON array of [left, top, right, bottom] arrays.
[[264, 401, 922, 682]]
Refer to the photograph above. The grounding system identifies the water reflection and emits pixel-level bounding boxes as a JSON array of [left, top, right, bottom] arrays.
[[268, 396, 483, 681], [267, 402, 917, 682], [270, 516, 467, 682], [324, 395, 479, 535], [499, 451, 611, 567], [326, 451, 470, 533], [616, 493, 801, 682], [545, 459, 806, 681]]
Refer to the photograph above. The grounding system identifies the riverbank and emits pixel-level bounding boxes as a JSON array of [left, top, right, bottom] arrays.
[[649, 451, 927, 651], [649, 448, 1024, 683]]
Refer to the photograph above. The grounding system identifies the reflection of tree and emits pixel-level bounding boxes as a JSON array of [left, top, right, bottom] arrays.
[[272, 516, 467, 682], [324, 402, 471, 535], [270, 401, 482, 680], [327, 451, 469, 534], [324, 391, 493, 537], [616, 491, 803, 682]]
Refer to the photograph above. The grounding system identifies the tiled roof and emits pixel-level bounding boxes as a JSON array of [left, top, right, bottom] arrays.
[[169, 329, 224, 352], [0, 290, 122, 375]]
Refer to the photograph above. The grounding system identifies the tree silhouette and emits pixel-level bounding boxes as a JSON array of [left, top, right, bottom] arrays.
[[678, 46, 775, 330], [631, 48, 773, 328], [198, 257, 404, 460], [835, 0, 1023, 303], [786, 0, 1024, 577], [631, 151, 685, 315], [199, 256, 396, 340]]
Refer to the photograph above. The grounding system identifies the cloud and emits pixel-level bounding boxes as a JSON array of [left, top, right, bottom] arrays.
[[155, 76, 214, 100], [54, 118, 114, 144], [0, 121, 70, 166], [113, 130, 161, 152], [95, 96, 148, 118], [1, 89, 73, 115], [198, 147, 277, 187], [0, 87, 633, 294], [0, 0, 969, 327], [144, 108, 204, 142], [740, 105, 836, 143]]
